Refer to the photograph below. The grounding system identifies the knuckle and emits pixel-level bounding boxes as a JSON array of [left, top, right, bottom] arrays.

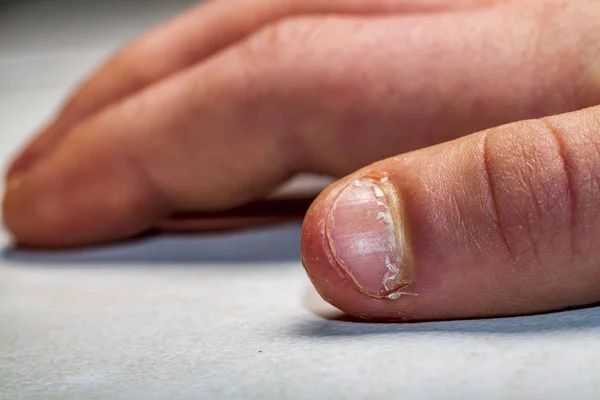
[[232, 18, 337, 169], [227, 18, 322, 110], [482, 121, 575, 271]]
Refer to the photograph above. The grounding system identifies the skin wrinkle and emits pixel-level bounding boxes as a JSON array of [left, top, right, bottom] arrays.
[[450, 141, 483, 247], [520, 179, 544, 271], [510, 133, 557, 271], [514, 142, 548, 270], [112, 136, 175, 221], [217, 52, 308, 179], [538, 118, 577, 265], [480, 130, 515, 267], [486, 121, 577, 275], [543, 113, 600, 268], [236, 20, 353, 175], [549, 114, 600, 295]]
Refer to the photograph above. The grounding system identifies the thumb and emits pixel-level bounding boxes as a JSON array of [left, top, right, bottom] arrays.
[[302, 105, 600, 320]]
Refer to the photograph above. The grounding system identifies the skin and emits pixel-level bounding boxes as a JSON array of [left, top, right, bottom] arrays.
[[5, 0, 600, 320]]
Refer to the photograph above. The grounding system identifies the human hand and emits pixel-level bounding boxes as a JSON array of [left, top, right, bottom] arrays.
[[5, 0, 600, 320]]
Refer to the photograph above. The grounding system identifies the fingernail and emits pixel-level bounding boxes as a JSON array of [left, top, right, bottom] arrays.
[[325, 176, 412, 299]]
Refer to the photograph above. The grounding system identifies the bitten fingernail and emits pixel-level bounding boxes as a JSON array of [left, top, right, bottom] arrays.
[[325, 177, 412, 299]]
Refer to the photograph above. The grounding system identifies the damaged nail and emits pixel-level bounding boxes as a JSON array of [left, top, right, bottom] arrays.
[[325, 176, 412, 299]]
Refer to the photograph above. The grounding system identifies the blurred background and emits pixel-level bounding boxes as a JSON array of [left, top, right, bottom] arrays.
[[0, 0, 199, 170], [1, 0, 197, 94]]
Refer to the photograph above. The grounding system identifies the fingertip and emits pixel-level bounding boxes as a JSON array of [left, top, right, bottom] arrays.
[[3, 135, 171, 248], [300, 151, 496, 322], [301, 173, 418, 320]]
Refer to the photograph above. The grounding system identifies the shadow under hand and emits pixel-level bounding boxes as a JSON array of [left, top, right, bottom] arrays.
[[2, 222, 303, 266]]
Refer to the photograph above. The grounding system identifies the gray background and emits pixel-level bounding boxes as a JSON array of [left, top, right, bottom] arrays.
[[2, 1, 600, 399]]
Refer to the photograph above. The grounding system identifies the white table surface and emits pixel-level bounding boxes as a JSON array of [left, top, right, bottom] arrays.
[[2, 1, 600, 399]]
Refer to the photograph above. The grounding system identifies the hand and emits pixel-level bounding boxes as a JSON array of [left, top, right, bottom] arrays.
[[5, 0, 600, 320]]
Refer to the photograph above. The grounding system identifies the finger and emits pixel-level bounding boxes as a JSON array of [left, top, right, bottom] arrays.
[[6, 0, 493, 179], [4, 3, 599, 247], [302, 105, 600, 320]]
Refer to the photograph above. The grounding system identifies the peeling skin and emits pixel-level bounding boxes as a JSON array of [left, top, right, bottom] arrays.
[[375, 179, 408, 297], [376, 174, 416, 299], [388, 291, 404, 300], [376, 211, 392, 225], [383, 255, 399, 291], [388, 290, 417, 300]]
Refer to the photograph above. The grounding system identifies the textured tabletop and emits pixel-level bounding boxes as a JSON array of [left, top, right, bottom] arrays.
[[1, 1, 600, 399]]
